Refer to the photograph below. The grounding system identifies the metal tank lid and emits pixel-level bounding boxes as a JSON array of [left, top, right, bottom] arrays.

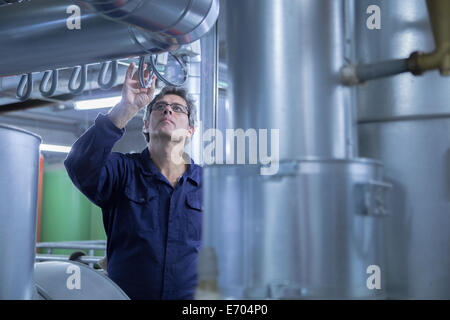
[[0, 123, 42, 142]]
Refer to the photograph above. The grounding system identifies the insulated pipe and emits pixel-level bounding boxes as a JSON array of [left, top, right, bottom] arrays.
[[0, 0, 219, 77], [79, 0, 219, 45]]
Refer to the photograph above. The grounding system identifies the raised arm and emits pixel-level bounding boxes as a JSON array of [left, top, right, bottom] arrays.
[[64, 62, 156, 207]]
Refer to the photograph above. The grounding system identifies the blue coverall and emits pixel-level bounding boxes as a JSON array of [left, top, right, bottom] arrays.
[[64, 113, 203, 300]]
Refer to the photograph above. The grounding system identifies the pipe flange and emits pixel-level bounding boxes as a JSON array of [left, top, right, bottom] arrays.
[[408, 51, 425, 76]]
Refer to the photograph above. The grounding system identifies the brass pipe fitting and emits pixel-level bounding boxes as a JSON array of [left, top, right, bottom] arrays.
[[409, 0, 450, 75]]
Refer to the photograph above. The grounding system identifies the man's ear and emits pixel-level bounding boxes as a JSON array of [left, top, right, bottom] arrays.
[[188, 125, 195, 138], [143, 120, 149, 133]]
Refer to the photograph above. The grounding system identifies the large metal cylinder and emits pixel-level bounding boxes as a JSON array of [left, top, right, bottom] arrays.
[[224, 0, 356, 160], [359, 119, 450, 299], [0, 125, 41, 299], [204, 160, 388, 299], [199, 0, 388, 299], [355, 0, 450, 299]]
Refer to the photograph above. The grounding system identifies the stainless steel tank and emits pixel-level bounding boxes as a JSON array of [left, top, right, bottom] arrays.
[[204, 160, 388, 299], [199, 0, 389, 299], [0, 124, 41, 299], [34, 261, 129, 299], [355, 0, 450, 299]]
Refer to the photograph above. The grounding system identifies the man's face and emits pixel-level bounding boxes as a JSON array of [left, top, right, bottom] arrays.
[[144, 94, 194, 143]]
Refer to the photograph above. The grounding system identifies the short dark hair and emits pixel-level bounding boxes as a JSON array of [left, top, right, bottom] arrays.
[[143, 86, 196, 143]]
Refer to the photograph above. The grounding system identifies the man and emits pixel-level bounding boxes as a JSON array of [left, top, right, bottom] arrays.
[[64, 62, 203, 300]]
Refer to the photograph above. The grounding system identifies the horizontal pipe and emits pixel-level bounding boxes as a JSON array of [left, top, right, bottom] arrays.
[[340, 58, 410, 85], [0, 0, 218, 76], [36, 254, 103, 264], [36, 243, 106, 250], [357, 58, 410, 81]]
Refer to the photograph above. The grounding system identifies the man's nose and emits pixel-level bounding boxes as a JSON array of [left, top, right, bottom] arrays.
[[163, 107, 172, 115]]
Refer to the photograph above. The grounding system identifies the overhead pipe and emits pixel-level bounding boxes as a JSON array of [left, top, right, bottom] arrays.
[[0, 0, 219, 77], [78, 0, 219, 45]]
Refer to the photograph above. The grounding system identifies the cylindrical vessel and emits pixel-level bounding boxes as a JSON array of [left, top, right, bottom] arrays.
[[34, 261, 129, 299], [199, 0, 388, 299], [359, 119, 450, 299], [0, 125, 41, 299], [224, 0, 357, 160], [355, 0, 450, 299], [203, 159, 388, 299]]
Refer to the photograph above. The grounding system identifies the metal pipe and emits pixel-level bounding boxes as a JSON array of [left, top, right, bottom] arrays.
[[36, 254, 103, 264], [79, 0, 220, 46], [341, 0, 450, 84], [341, 58, 410, 85], [0, 0, 219, 76], [420, 0, 450, 75], [36, 243, 106, 250], [195, 22, 220, 299]]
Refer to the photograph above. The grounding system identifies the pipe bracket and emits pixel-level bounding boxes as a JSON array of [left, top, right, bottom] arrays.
[[16, 73, 33, 101], [98, 60, 118, 90], [39, 69, 59, 97], [69, 65, 87, 95]]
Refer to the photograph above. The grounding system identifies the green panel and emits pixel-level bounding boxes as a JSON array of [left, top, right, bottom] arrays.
[[40, 163, 91, 255], [90, 204, 107, 256]]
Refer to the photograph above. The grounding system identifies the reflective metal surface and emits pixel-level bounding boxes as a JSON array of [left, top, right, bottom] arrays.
[[81, 0, 220, 46], [359, 119, 450, 299], [0, 124, 41, 299], [356, 0, 450, 299], [199, 0, 389, 299], [203, 159, 387, 299], [354, 0, 450, 121], [0, 0, 219, 76], [34, 261, 129, 299], [224, 0, 356, 159]]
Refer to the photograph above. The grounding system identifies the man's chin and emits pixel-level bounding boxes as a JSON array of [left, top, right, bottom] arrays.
[[152, 129, 184, 142]]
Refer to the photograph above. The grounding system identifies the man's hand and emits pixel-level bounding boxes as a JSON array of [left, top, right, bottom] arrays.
[[108, 62, 156, 129], [121, 62, 156, 111]]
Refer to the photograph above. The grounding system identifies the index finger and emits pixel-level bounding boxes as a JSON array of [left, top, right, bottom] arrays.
[[147, 75, 157, 96], [126, 62, 135, 80]]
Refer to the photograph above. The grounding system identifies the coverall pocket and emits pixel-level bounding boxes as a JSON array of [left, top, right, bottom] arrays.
[[185, 191, 203, 241], [124, 185, 159, 232]]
